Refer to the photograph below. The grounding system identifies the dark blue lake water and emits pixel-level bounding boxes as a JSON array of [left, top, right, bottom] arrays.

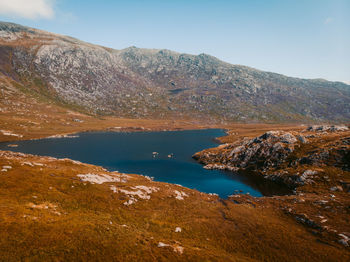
[[0, 129, 288, 198]]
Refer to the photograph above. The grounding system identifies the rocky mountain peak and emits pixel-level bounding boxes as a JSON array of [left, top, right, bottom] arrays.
[[0, 21, 349, 122], [0, 21, 34, 33]]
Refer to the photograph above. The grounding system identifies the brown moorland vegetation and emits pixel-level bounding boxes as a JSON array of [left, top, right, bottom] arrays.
[[1, 69, 349, 261], [0, 73, 303, 143], [0, 148, 349, 261]]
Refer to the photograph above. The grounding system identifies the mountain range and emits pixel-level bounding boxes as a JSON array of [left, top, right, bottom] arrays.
[[0, 21, 349, 122]]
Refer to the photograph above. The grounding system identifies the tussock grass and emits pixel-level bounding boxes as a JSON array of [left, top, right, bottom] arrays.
[[0, 151, 349, 261]]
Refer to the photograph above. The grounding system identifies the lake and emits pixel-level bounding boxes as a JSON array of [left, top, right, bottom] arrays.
[[0, 129, 289, 198]]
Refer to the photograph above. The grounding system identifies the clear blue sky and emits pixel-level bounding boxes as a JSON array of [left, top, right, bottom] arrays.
[[0, 0, 349, 83]]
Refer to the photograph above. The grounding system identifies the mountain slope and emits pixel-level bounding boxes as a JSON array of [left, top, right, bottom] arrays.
[[1, 21, 349, 122]]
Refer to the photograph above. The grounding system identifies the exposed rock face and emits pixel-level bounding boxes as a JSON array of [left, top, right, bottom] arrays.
[[306, 125, 349, 132], [264, 169, 317, 187], [298, 150, 330, 165], [194, 131, 300, 171], [1, 21, 350, 121], [194, 128, 350, 188]]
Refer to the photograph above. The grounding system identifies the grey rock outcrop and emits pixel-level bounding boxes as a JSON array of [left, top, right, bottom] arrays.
[[194, 131, 299, 171], [306, 125, 349, 132]]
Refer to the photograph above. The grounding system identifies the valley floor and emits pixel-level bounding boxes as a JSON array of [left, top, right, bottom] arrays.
[[0, 73, 303, 143], [1, 75, 349, 261]]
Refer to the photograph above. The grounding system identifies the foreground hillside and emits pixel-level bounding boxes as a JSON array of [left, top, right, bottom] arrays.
[[0, 126, 349, 261], [1, 21, 350, 122]]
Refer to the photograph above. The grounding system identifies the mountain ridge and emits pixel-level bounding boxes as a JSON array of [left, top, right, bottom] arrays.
[[0, 21, 349, 122], [2, 21, 346, 85]]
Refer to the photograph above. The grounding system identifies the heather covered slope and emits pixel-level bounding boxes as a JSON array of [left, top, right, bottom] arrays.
[[0, 149, 349, 261], [1, 21, 350, 122]]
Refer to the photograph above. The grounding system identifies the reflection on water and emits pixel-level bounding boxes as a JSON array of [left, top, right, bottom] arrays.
[[0, 129, 291, 198]]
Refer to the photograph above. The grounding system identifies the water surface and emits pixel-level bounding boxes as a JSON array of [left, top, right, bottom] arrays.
[[0, 129, 288, 198]]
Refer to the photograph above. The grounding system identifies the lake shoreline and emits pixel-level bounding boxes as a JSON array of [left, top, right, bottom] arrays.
[[1, 129, 272, 198], [1, 140, 349, 261]]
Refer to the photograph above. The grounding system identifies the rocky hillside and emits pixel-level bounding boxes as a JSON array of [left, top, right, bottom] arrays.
[[193, 126, 350, 249], [193, 125, 350, 187], [1, 21, 350, 122]]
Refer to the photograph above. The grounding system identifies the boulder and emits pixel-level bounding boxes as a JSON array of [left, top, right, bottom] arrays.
[[296, 135, 308, 143], [306, 125, 349, 132], [330, 186, 343, 192]]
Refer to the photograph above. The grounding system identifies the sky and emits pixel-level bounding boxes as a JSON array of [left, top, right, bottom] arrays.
[[0, 0, 349, 83]]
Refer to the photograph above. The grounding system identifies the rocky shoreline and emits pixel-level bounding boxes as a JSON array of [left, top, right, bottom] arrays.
[[193, 125, 350, 249], [193, 125, 349, 188]]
